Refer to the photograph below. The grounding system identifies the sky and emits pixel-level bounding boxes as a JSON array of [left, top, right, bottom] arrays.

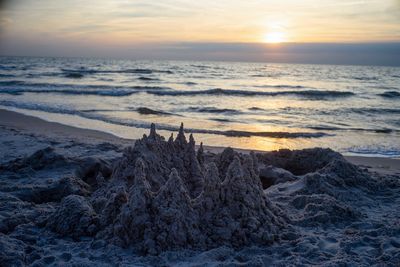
[[0, 0, 400, 65]]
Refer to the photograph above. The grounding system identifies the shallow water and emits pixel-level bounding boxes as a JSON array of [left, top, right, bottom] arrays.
[[0, 56, 399, 157]]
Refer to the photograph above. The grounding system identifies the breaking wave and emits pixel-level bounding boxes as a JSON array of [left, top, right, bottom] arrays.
[[0, 80, 171, 96], [0, 81, 355, 99], [348, 107, 400, 115], [253, 84, 309, 89], [61, 68, 174, 75], [306, 125, 397, 134], [346, 147, 400, 157], [187, 106, 243, 114], [147, 88, 355, 98], [137, 77, 160, 81], [135, 107, 174, 116], [378, 91, 400, 98]]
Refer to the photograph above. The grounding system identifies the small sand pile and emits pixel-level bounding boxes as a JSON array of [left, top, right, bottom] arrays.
[[258, 148, 379, 226]]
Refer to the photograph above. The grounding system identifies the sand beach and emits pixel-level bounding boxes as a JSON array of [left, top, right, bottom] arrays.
[[0, 108, 399, 266]]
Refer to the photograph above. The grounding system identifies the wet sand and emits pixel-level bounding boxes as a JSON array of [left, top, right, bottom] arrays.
[[1, 108, 399, 176]]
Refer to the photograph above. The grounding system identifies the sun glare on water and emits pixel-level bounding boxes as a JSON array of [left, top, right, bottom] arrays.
[[263, 32, 286, 43]]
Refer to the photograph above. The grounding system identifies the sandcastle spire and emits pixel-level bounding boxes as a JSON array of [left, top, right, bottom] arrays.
[[189, 133, 195, 149], [149, 123, 156, 139], [134, 158, 146, 181], [197, 142, 204, 165], [179, 122, 184, 134], [168, 133, 174, 144], [224, 156, 243, 184], [175, 122, 187, 146], [158, 168, 190, 199], [204, 162, 220, 192]]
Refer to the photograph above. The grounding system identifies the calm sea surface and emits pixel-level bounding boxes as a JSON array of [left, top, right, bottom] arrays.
[[0, 56, 399, 157]]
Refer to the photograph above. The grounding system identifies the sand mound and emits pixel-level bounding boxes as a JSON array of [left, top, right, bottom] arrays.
[[0, 147, 69, 172], [14, 176, 91, 204], [256, 147, 343, 175], [262, 148, 383, 227], [47, 195, 99, 238]]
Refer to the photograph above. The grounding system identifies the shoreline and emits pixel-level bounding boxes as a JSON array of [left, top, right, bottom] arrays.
[[1, 108, 399, 176], [0, 108, 133, 146]]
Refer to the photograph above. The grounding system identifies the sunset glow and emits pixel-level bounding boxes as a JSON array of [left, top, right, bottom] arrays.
[[1, 0, 400, 44], [263, 32, 286, 43]]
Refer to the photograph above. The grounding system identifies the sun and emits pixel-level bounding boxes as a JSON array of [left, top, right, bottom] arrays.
[[263, 32, 286, 43]]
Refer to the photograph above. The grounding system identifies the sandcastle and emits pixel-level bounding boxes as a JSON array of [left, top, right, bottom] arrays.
[[47, 123, 288, 254], [44, 123, 385, 256]]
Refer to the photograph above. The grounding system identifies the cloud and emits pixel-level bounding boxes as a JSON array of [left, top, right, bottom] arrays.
[[1, 37, 399, 66], [0, 0, 399, 56], [0, 16, 12, 33], [0, 0, 10, 9], [166, 42, 400, 66], [0, 17, 11, 26]]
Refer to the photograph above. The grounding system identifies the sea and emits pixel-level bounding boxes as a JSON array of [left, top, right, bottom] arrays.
[[0, 56, 399, 157]]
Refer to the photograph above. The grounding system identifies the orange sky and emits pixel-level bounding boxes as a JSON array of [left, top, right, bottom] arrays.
[[0, 0, 400, 65], [1, 0, 400, 45]]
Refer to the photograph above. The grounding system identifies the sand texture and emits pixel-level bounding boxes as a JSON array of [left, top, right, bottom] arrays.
[[0, 110, 399, 266]]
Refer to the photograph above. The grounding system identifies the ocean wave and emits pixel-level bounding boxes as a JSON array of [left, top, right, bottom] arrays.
[[0, 90, 24, 95], [138, 77, 160, 81], [135, 107, 174, 116], [253, 84, 308, 89], [306, 125, 397, 134], [348, 107, 400, 115], [250, 73, 282, 78], [98, 78, 114, 82], [210, 118, 233, 123], [0, 81, 355, 99], [0, 80, 26, 86], [352, 76, 379, 81], [216, 131, 328, 138], [79, 109, 119, 112], [248, 107, 266, 111], [0, 74, 16, 78], [270, 107, 400, 116], [0, 88, 141, 97], [346, 147, 400, 157], [0, 100, 329, 139], [0, 80, 168, 90], [0, 101, 79, 116], [190, 64, 212, 69], [0, 80, 171, 96], [185, 82, 197, 86], [13, 68, 172, 78], [64, 72, 84, 79], [0, 65, 17, 70], [148, 88, 355, 98], [369, 85, 399, 90], [250, 74, 267, 77], [378, 91, 400, 98], [187, 106, 243, 114], [61, 68, 173, 75]]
